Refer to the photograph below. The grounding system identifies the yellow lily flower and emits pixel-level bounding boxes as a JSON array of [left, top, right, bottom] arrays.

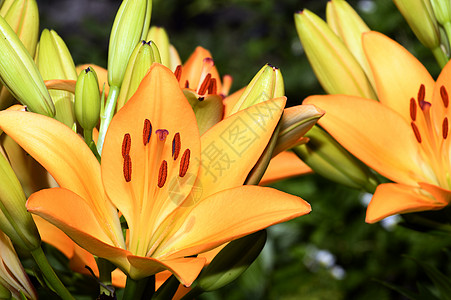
[[0, 64, 310, 286], [305, 31, 451, 223]]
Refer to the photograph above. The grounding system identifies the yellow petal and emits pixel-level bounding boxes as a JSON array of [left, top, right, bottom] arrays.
[[366, 183, 449, 223], [260, 151, 312, 185], [304, 95, 428, 185], [157, 186, 310, 259], [196, 97, 286, 200], [363, 31, 435, 122]]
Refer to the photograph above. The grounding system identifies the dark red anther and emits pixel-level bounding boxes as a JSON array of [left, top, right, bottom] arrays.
[[208, 78, 217, 95], [441, 86, 449, 108], [122, 134, 131, 158], [179, 149, 190, 177], [411, 122, 422, 143], [174, 65, 182, 82], [185, 80, 189, 88], [156, 129, 169, 141], [410, 98, 417, 121], [443, 117, 449, 139], [418, 84, 425, 102], [172, 133, 181, 160], [157, 160, 168, 188], [123, 155, 132, 182], [198, 73, 211, 96], [143, 119, 152, 146]]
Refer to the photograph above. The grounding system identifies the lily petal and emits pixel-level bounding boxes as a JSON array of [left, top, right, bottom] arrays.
[[260, 151, 312, 185], [431, 60, 451, 133], [157, 185, 310, 259], [366, 183, 448, 223], [304, 95, 429, 185], [363, 31, 435, 122]]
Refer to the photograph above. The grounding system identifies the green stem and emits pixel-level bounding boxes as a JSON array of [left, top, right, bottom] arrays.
[[122, 276, 153, 300], [431, 45, 448, 69], [97, 85, 120, 155], [30, 246, 74, 300], [97, 258, 114, 297], [83, 128, 93, 145]]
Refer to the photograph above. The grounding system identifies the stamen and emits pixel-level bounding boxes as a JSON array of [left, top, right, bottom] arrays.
[[410, 98, 417, 121], [443, 117, 449, 139], [198, 73, 211, 95], [208, 78, 217, 95], [143, 119, 152, 146], [156, 129, 169, 141], [411, 122, 422, 143], [179, 149, 190, 177], [123, 155, 132, 182], [418, 84, 425, 102], [221, 75, 233, 97], [441, 86, 449, 108], [158, 160, 168, 188], [172, 133, 181, 160], [419, 100, 431, 112], [122, 134, 131, 158], [174, 65, 182, 82]]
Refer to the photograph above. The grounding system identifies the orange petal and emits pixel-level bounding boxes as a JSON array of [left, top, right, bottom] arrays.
[[101, 64, 201, 253], [260, 151, 312, 185], [44, 79, 77, 94], [0, 110, 123, 247], [33, 215, 74, 259], [431, 60, 451, 132], [363, 31, 435, 122], [366, 183, 449, 223], [196, 97, 286, 200], [27, 188, 129, 269], [127, 255, 206, 286], [304, 95, 427, 185], [155, 271, 190, 299], [157, 186, 310, 259], [223, 87, 245, 118]]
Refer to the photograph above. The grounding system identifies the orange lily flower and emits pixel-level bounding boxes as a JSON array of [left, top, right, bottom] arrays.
[[305, 31, 451, 223], [0, 64, 310, 286]]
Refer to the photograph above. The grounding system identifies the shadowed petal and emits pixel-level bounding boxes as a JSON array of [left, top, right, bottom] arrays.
[[366, 183, 449, 223]]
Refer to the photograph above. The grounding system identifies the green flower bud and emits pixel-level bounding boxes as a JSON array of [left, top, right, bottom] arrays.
[[107, 0, 152, 88], [116, 41, 161, 110], [147, 26, 170, 67], [229, 64, 284, 116], [294, 9, 376, 99], [197, 230, 267, 292], [0, 152, 40, 251], [431, 0, 451, 27], [0, 15, 54, 116], [36, 29, 77, 127], [326, 0, 374, 87], [75, 67, 101, 131], [293, 125, 379, 192]]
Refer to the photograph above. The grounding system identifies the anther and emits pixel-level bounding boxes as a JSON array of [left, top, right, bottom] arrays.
[[156, 129, 169, 141], [179, 149, 190, 177], [418, 84, 425, 102], [198, 73, 211, 95], [208, 78, 217, 95], [172, 133, 181, 160], [174, 65, 182, 82], [123, 155, 132, 182], [410, 98, 417, 121], [443, 117, 449, 139], [441, 86, 449, 108], [411, 122, 422, 143], [122, 134, 131, 158], [143, 119, 152, 146], [158, 160, 168, 188]]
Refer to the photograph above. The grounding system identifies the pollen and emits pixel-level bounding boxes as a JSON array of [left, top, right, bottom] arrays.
[[198, 73, 211, 96], [418, 84, 425, 102], [179, 149, 190, 177], [143, 119, 152, 146], [443, 117, 449, 139], [410, 98, 417, 121], [156, 129, 169, 141], [411, 122, 422, 143], [172, 133, 181, 160], [122, 133, 131, 158], [158, 160, 168, 188], [174, 65, 182, 82], [441, 86, 449, 108], [123, 155, 132, 182]]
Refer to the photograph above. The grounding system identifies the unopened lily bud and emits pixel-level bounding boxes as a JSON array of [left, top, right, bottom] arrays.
[[36, 29, 77, 127], [0, 152, 40, 251], [147, 26, 170, 67], [294, 9, 376, 99], [0, 15, 54, 116], [197, 230, 267, 292], [228, 64, 284, 116], [326, 0, 374, 87], [107, 0, 152, 88], [431, 0, 451, 27], [116, 40, 161, 110], [75, 67, 101, 131], [293, 125, 379, 192]]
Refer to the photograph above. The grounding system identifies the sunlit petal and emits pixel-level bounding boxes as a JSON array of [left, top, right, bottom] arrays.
[[260, 151, 312, 185]]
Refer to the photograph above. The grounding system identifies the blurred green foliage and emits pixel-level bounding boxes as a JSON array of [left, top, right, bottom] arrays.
[[34, 0, 451, 299]]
